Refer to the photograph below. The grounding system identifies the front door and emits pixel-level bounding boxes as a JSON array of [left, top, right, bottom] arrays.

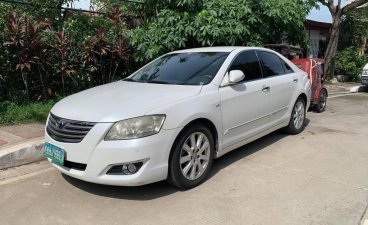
[[219, 50, 271, 149]]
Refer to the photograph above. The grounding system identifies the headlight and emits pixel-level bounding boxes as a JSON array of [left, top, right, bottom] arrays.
[[105, 115, 166, 140]]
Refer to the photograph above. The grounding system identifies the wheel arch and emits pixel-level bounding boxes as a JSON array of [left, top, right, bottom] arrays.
[[321, 87, 328, 97], [298, 92, 308, 108], [171, 118, 219, 154], [167, 117, 219, 184]]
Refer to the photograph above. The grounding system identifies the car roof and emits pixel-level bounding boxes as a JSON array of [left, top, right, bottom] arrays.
[[171, 46, 270, 53]]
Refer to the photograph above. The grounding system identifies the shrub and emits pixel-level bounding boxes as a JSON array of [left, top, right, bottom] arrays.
[[335, 47, 367, 82], [0, 7, 133, 103]]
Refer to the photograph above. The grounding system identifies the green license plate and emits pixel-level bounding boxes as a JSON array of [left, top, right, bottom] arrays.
[[44, 142, 65, 166]]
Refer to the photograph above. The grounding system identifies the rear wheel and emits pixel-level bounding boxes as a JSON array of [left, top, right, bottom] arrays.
[[315, 89, 327, 113], [284, 97, 306, 135], [167, 124, 214, 189]]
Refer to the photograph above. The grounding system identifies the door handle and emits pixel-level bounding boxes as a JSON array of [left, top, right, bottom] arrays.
[[262, 85, 270, 92], [293, 78, 299, 83]]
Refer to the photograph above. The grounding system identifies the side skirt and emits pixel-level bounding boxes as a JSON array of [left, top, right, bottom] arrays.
[[215, 120, 289, 158]]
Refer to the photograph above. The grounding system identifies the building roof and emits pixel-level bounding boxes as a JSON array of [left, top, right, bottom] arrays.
[[305, 19, 332, 30]]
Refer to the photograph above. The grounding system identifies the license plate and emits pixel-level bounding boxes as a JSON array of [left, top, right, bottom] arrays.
[[44, 142, 65, 166]]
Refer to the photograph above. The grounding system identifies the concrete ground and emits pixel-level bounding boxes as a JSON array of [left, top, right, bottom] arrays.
[[0, 93, 368, 225], [324, 82, 363, 96]]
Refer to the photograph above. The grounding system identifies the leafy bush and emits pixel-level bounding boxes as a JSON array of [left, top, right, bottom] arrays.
[[335, 47, 367, 82], [0, 7, 132, 103]]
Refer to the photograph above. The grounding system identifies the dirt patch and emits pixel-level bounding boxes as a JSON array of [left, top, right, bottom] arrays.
[[306, 126, 349, 135]]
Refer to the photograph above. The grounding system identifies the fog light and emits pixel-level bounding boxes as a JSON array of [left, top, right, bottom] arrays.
[[122, 164, 129, 175], [127, 164, 137, 173], [107, 161, 144, 175]]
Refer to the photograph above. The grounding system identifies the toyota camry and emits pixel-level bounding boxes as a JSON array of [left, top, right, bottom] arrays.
[[44, 47, 311, 189]]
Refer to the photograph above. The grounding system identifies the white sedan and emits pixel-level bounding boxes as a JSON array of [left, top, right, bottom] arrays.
[[44, 47, 311, 189]]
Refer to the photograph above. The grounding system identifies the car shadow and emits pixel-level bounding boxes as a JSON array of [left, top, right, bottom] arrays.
[[358, 85, 368, 92], [62, 173, 178, 200], [62, 120, 310, 200], [208, 131, 287, 180]]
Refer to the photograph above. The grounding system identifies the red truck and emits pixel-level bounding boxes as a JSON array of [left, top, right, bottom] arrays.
[[291, 58, 328, 113]]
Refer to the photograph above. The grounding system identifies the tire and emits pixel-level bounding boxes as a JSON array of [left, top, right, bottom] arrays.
[[167, 124, 215, 189], [315, 89, 327, 113], [284, 97, 306, 135]]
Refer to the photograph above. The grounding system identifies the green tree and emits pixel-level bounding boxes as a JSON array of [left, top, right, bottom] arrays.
[[308, 0, 368, 78], [127, 0, 313, 62], [339, 6, 368, 56]]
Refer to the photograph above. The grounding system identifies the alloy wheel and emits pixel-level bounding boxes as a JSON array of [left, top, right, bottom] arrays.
[[180, 132, 211, 180], [293, 101, 305, 130]]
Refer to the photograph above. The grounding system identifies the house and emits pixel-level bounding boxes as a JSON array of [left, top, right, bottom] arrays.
[[304, 19, 332, 58]]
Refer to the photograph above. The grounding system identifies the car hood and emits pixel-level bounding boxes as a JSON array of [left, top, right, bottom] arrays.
[[51, 81, 202, 122]]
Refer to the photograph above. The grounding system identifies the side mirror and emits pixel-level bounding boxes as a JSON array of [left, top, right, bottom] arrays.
[[228, 70, 245, 84]]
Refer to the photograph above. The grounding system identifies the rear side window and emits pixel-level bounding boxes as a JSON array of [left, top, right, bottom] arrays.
[[295, 63, 303, 69], [282, 61, 294, 74], [228, 51, 263, 82], [258, 51, 287, 77]]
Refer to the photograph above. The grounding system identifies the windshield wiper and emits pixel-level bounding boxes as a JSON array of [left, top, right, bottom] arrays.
[[124, 78, 174, 85], [145, 80, 171, 84], [123, 78, 138, 82]]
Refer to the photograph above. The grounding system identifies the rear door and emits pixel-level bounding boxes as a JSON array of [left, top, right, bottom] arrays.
[[219, 50, 271, 149], [257, 51, 298, 125]]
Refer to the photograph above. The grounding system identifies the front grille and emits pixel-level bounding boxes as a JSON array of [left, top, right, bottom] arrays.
[[63, 160, 87, 171], [47, 113, 96, 143]]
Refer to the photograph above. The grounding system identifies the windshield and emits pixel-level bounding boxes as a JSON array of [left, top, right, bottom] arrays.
[[125, 52, 229, 85]]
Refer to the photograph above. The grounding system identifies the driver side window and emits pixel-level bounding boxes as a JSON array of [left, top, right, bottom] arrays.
[[229, 51, 263, 82]]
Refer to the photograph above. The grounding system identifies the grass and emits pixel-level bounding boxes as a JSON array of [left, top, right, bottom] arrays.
[[0, 101, 55, 125]]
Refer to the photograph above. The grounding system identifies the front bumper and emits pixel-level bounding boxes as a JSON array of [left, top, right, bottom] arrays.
[[45, 123, 180, 186], [361, 76, 368, 85]]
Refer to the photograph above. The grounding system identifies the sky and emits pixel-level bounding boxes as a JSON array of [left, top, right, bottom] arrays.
[[67, 0, 90, 9], [70, 0, 349, 23], [307, 0, 347, 23]]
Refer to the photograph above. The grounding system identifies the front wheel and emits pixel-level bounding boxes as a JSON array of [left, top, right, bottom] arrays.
[[315, 89, 327, 113], [167, 124, 214, 189], [284, 97, 306, 135]]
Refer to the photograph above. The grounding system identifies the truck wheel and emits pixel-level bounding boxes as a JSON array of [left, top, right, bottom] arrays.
[[315, 89, 327, 113]]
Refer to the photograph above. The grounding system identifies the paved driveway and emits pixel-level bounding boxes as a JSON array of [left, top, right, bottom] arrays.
[[1, 93, 368, 225]]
